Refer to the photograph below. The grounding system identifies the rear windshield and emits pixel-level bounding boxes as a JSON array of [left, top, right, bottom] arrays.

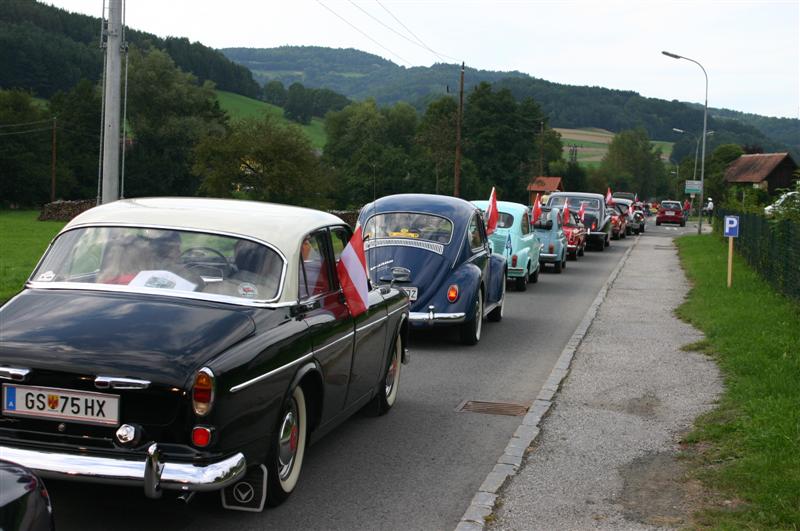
[[364, 213, 453, 244], [549, 196, 601, 210], [662, 202, 681, 209], [31, 227, 284, 302]]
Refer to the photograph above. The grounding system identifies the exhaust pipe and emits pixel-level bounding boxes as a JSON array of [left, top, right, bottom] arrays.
[[176, 491, 196, 504]]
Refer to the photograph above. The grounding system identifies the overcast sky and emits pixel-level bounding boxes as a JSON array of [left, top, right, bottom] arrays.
[[47, 0, 799, 119]]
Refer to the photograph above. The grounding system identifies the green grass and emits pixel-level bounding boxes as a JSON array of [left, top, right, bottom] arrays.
[[0, 211, 66, 303], [652, 140, 674, 159], [675, 234, 800, 529], [215, 90, 327, 150]]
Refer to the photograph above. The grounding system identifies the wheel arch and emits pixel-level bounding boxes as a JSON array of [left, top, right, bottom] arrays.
[[290, 361, 324, 434]]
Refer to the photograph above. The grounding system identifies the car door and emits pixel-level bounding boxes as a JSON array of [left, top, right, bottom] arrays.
[[328, 226, 390, 408], [297, 229, 354, 424], [519, 210, 537, 265], [467, 211, 492, 300]]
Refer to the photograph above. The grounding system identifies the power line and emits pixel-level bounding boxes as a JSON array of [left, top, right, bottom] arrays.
[[315, 0, 412, 66], [0, 126, 52, 137], [0, 118, 52, 129], [374, 0, 458, 62]]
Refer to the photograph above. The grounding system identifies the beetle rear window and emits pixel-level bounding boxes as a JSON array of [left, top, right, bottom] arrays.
[[31, 227, 284, 302], [364, 213, 453, 244]]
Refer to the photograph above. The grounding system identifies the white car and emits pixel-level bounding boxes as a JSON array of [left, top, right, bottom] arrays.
[[764, 191, 799, 216]]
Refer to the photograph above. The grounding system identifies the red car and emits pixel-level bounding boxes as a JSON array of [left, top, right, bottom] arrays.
[[610, 204, 628, 239], [563, 210, 587, 259], [656, 200, 686, 226]]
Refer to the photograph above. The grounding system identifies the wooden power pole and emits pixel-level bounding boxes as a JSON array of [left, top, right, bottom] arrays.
[[453, 62, 465, 197], [50, 117, 57, 203]]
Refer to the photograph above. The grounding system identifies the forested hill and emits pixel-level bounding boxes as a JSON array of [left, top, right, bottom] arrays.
[[222, 46, 798, 160], [0, 0, 260, 98]]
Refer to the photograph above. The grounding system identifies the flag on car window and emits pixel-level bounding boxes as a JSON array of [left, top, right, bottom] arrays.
[[532, 193, 542, 223], [606, 187, 614, 205], [562, 203, 570, 224], [336, 226, 369, 317], [486, 187, 498, 235], [578, 203, 586, 222]]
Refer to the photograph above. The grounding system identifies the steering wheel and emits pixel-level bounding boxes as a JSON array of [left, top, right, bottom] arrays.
[[180, 247, 228, 262], [180, 247, 232, 279]]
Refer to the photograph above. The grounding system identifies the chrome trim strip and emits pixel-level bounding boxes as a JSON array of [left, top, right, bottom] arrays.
[[408, 311, 466, 324], [388, 304, 409, 317], [0, 444, 246, 494], [314, 332, 355, 354], [94, 376, 151, 390], [356, 315, 387, 332], [539, 253, 558, 259], [229, 352, 314, 394], [364, 238, 444, 255], [0, 367, 31, 382]]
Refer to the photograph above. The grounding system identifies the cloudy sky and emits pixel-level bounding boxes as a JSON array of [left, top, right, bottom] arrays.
[[48, 0, 799, 119]]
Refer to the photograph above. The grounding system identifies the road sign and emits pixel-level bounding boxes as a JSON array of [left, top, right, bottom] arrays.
[[685, 180, 703, 194], [724, 215, 740, 238]]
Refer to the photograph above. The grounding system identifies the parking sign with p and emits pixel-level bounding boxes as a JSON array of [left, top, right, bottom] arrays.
[[724, 215, 739, 238]]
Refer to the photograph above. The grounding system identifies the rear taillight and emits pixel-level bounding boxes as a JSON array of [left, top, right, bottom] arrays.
[[548, 243, 554, 253], [191, 426, 212, 448], [511, 254, 518, 267], [447, 284, 459, 303], [192, 368, 215, 416], [592, 222, 597, 230]]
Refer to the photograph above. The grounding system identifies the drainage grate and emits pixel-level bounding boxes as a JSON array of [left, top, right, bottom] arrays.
[[456, 400, 529, 417]]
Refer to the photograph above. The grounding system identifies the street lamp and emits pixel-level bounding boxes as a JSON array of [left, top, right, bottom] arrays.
[[672, 128, 714, 181], [663, 51, 708, 235]]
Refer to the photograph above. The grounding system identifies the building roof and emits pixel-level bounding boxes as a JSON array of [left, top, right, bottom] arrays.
[[526, 176, 563, 192], [724, 153, 795, 184]]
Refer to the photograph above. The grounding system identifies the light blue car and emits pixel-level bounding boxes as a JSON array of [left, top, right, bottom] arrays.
[[473, 200, 542, 291], [533, 206, 568, 273]]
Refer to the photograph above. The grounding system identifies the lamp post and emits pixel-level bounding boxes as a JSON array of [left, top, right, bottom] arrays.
[[663, 51, 708, 235]]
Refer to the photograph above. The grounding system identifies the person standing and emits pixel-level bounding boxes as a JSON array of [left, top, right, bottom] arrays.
[[706, 197, 714, 223], [683, 198, 691, 221]]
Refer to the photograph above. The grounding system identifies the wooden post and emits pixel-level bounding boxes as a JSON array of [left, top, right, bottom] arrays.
[[453, 62, 464, 198], [727, 236, 734, 287], [50, 116, 57, 203]]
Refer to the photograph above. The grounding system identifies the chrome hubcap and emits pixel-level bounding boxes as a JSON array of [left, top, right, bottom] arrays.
[[277, 401, 299, 480], [475, 294, 482, 340], [385, 348, 399, 398]]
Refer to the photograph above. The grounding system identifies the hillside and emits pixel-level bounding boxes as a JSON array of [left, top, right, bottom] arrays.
[[0, 0, 260, 98], [215, 90, 326, 149], [222, 46, 798, 161]]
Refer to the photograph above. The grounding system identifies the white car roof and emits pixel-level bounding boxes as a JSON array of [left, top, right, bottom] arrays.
[[62, 197, 347, 303]]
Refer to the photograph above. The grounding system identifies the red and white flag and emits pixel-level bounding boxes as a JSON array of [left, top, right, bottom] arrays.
[[336, 226, 369, 317], [562, 202, 570, 224], [532, 193, 542, 223], [606, 187, 614, 205], [486, 187, 498, 235], [578, 202, 586, 222]]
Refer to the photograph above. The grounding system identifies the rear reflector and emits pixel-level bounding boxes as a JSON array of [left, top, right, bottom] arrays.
[[192, 426, 212, 448], [548, 243, 554, 253], [511, 254, 518, 267]]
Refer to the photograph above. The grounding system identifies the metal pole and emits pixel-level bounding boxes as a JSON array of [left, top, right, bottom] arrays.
[[453, 62, 464, 198], [101, 0, 122, 204], [50, 117, 57, 203]]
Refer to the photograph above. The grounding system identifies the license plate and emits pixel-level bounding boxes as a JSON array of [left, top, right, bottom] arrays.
[[666, 211, 675, 216], [402, 286, 418, 301], [3, 384, 120, 426]]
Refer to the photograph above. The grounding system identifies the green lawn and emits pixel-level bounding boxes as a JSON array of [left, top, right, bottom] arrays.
[[0, 211, 65, 303], [676, 234, 800, 529], [215, 90, 327, 149]]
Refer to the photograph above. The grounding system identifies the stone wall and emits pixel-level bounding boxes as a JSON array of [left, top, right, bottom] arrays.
[[38, 200, 96, 221]]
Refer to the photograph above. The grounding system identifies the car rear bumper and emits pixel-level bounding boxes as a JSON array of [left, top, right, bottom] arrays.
[[409, 308, 466, 325], [506, 267, 526, 278], [657, 216, 684, 223], [0, 443, 247, 498], [539, 253, 559, 262]]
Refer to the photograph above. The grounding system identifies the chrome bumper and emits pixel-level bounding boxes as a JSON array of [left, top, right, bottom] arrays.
[[588, 231, 606, 238], [409, 306, 466, 325], [567, 244, 578, 250], [539, 253, 558, 261], [506, 267, 525, 277], [0, 443, 247, 498]]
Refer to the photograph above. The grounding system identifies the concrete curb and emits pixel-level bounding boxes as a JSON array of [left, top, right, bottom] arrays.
[[455, 237, 639, 531]]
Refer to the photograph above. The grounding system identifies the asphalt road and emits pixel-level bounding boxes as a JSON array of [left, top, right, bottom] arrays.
[[50, 229, 642, 531]]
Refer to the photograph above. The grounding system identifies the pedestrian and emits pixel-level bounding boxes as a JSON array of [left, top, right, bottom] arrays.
[[706, 197, 714, 223], [683, 198, 691, 221]]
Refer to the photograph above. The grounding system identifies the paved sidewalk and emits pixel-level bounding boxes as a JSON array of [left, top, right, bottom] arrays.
[[486, 234, 723, 530]]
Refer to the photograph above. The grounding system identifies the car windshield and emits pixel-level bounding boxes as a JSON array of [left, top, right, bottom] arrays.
[[31, 227, 284, 302], [549, 196, 601, 210], [364, 213, 453, 244], [662, 202, 681, 209]]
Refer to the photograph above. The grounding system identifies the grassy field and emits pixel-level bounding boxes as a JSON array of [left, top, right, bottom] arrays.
[[215, 90, 326, 149], [0, 211, 65, 303], [676, 234, 800, 528], [556, 127, 674, 165]]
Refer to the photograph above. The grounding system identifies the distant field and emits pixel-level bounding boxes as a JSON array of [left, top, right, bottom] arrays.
[[557, 127, 673, 164], [215, 90, 327, 149]]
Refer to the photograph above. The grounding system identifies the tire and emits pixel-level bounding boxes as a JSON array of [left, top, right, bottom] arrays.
[[266, 385, 307, 507], [516, 271, 528, 291], [656, 220, 661, 226], [578, 243, 585, 257], [553, 258, 562, 273], [488, 278, 505, 322], [531, 266, 539, 283], [640, 225, 645, 233], [459, 290, 483, 345], [680, 221, 686, 227], [366, 334, 402, 416]]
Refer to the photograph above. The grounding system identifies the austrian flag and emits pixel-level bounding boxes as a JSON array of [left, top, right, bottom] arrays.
[[336, 226, 369, 317]]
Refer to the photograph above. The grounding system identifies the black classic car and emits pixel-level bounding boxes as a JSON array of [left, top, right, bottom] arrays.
[[0, 460, 54, 531], [547, 192, 612, 251], [0, 197, 409, 511], [358, 194, 506, 345]]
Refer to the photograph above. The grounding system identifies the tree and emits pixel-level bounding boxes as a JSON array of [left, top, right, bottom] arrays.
[[416, 96, 458, 194], [703, 143, 744, 203], [284, 83, 313, 124], [0, 89, 50, 205], [123, 46, 227, 197], [194, 115, 328, 207], [596, 128, 666, 198], [263, 80, 287, 107]]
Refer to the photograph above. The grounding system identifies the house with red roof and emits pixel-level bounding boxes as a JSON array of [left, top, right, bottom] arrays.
[[724, 153, 798, 195], [526, 176, 563, 205]]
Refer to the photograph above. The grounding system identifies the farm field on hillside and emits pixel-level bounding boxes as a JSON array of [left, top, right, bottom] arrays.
[[557, 127, 673, 164]]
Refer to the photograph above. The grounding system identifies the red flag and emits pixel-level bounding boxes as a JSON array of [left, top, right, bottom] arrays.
[[562, 202, 569, 224], [634, 193, 639, 203], [606, 187, 614, 205], [578, 202, 586, 222], [485, 187, 498, 235], [336, 226, 369, 317], [532, 193, 542, 223]]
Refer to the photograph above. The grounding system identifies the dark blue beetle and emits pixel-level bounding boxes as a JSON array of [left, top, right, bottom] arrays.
[[358, 194, 506, 345]]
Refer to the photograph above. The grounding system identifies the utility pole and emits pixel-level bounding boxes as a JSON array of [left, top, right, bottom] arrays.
[[101, 0, 123, 204], [538, 121, 544, 176], [50, 117, 57, 203], [453, 62, 464, 197]]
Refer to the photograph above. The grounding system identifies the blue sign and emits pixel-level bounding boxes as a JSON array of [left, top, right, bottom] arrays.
[[724, 215, 740, 238]]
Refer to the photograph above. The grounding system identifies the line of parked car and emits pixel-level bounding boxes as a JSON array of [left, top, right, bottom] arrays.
[[0, 190, 646, 523]]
